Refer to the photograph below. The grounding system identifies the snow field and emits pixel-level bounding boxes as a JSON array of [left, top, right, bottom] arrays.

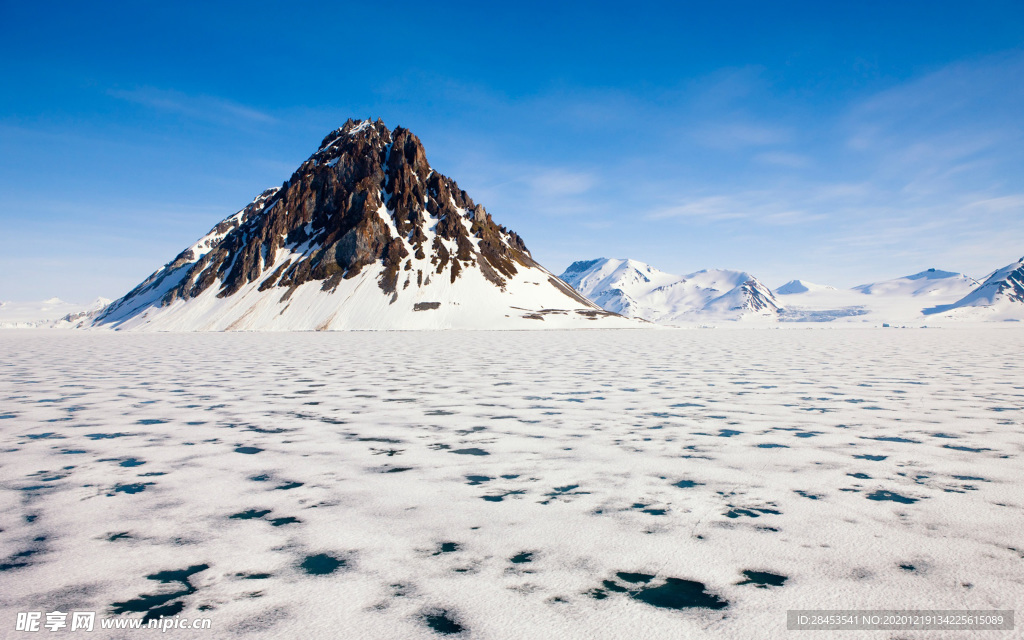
[[0, 329, 1021, 639]]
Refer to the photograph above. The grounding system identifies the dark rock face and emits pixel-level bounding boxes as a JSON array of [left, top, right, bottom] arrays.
[[101, 119, 540, 320]]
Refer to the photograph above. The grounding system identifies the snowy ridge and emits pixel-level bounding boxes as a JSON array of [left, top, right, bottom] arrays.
[[559, 258, 780, 324], [924, 256, 1024, 320], [776, 267, 988, 324], [90, 119, 635, 331]]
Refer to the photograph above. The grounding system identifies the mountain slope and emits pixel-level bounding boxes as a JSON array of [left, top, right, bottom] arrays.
[[92, 119, 633, 331], [559, 258, 779, 323], [924, 256, 1024, 320]]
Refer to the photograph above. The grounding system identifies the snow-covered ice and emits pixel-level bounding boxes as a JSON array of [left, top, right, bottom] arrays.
[[1, 329, 1022, 638]]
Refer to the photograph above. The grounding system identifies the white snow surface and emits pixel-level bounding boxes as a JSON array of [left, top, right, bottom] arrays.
[[92, 255, 634, 331], [559, 259, 779, 324], [2, 329, 1021, 639]]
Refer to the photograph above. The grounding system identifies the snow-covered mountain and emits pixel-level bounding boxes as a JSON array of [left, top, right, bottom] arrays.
[[924, 256, 1024, 320], [774, 280, 835, 295], [776, 268, 981, 323], [0, 297, 110, 329], [853, 268, 979, 298], [91, 119, 635, 331], [559, 258, 779, 323]]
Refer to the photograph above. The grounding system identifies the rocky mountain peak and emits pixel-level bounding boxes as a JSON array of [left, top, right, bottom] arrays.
[[106, 119, 540, 316], [92, 119, 614, 330]]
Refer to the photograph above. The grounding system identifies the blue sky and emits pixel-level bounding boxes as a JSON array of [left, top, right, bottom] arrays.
[[2, 0, 1023, 301]]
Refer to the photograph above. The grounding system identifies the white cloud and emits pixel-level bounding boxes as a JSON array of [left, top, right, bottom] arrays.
[[109, 87, 276, 125]]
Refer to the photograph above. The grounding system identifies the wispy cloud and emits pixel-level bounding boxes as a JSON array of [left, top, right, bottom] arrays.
[[528, 170, 597, 197], [692, 122, 790, 150], [109, 87, 276, 126], [754, 151, 810, 168]]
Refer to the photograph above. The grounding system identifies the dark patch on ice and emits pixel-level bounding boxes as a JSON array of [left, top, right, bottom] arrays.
[[236, 572, 272, 580], [300, 553, 346, 575], [235, 446, 263, 454], [930, 432, 959, 439], [952, 475, 988, 482], [110, 563, 208, 623], [673, 479, 703, 489], [793, 431, 821, 438], [899, 564, 916, 572], [86, 432, 132, 440], [384, 467, 412, 473], [854, 454, 887, 461], [465, 475, 492, 486], [24, 432, 64, 439], [426, 409, 457, 416], [501, 474, 520, 479], [942, 444, 991, 452], [736, 570, 787, 588], [107, 532, 132, 541], [861, 436, 920, 443], [274, 482, 303, 490], [249, 474, 270, 482], [120, 458, 145, 467], [451, 448, 489, 456], [633, 578, 728, 610], [19, 484, 52, 492], [429, 444, 451, 451], [590, 574, 728, 610], [269, 517, 301, 527], [59, 449, 87, 454], [0, 546, 44, 572], [718, 429, 742, 437], [510, 552, 533, 564], [540, 484, 590, 504], [725, 506, 781, 518], [848, 473, 871, 479], [137, 419, 167, 425], [433, 542, 460, 555], [756, 443, 788, 448], [867, 490, 918, 504], [359, 437, 402, 443], [794, 490, 821, 500], [482, 490, 525, 502], [617, 571, 655, 584], [230, 509, 271, 520], [246, 426, 291, 434], [108, 482, 155, 496], [422, 608, 464, 635]]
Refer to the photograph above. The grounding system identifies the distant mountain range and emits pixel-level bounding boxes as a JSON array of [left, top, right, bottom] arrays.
[[0, 297, 110, 329], [559, 259, 1024, 325], [559, 259, 779, 323]]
